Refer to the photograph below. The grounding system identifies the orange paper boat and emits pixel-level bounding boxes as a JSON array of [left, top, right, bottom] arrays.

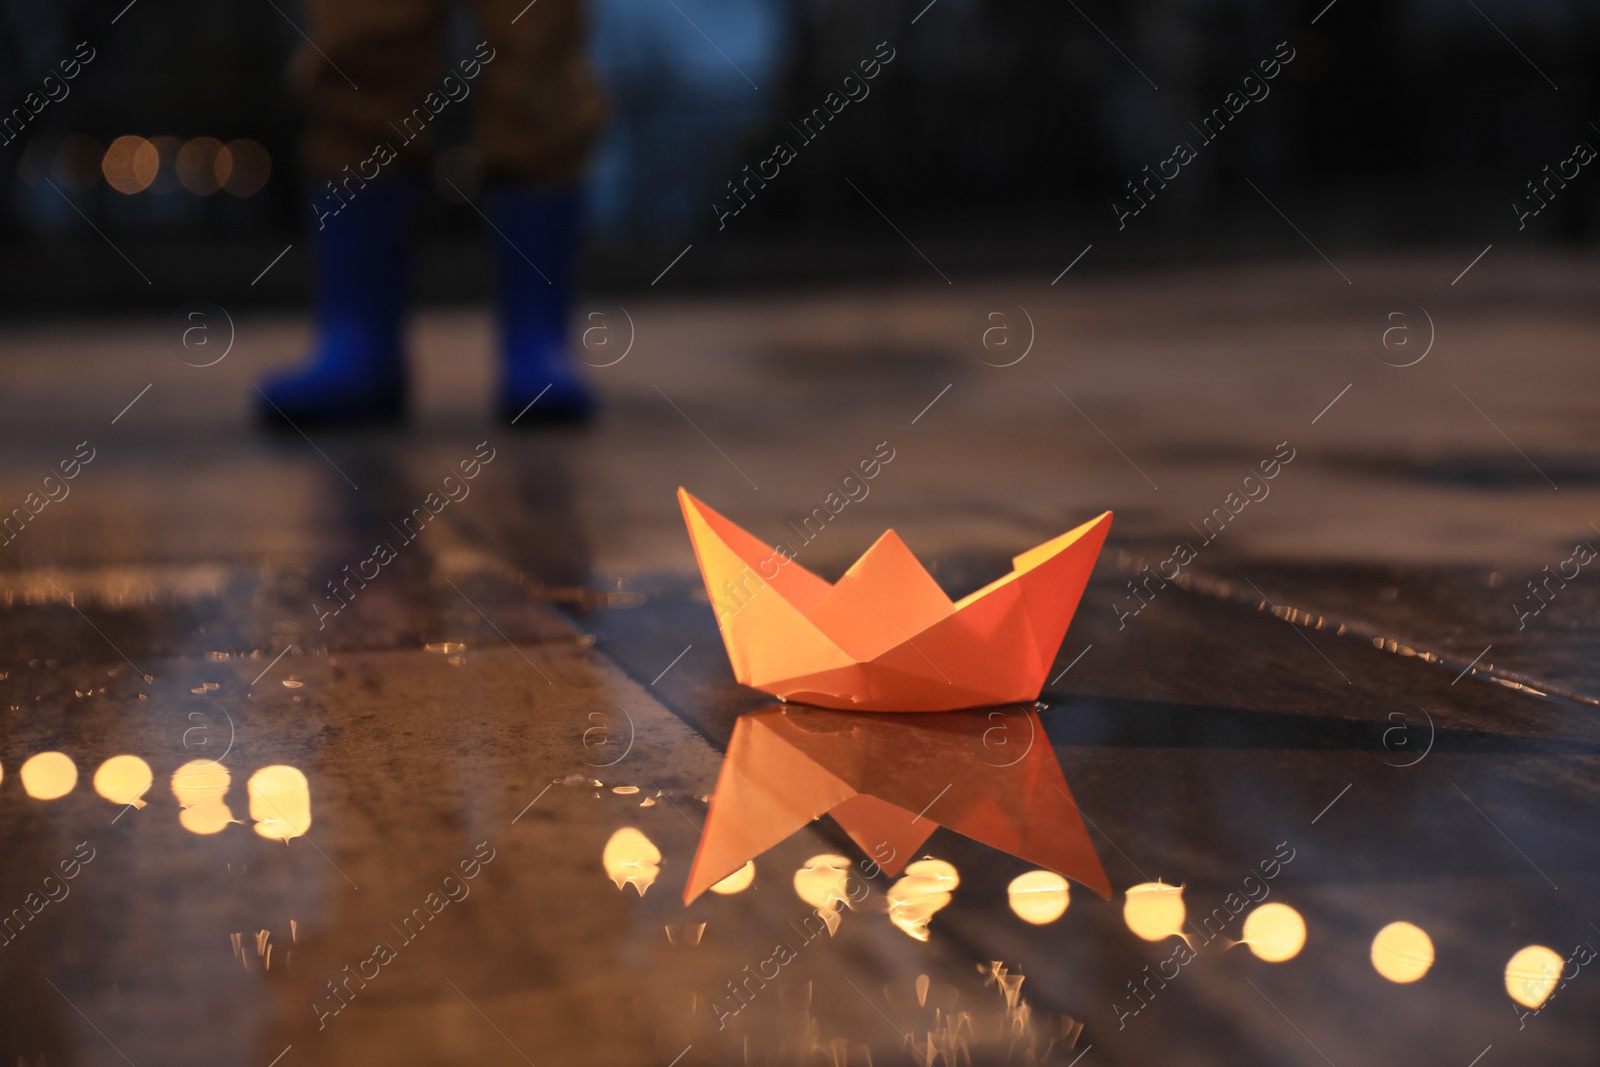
[[684, 704, 1110, 904], [678, 489, 1111, 711]]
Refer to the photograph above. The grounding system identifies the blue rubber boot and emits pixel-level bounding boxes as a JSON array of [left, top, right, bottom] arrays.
[[255, 180, 413, 427], [484, 183, 595, 425]]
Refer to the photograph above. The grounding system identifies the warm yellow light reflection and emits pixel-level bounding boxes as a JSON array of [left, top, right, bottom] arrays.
[[602, 827, 661, 895], [102, 135, 159, 194], [794, 854, 851, 910], [181, 805, 234, 834], [248, 765, 312, 841], [709, 860, 755, 895], [93, 755, 153, 808], [1008, 870, 1070, 925], [794, 854, 852, 936], [172, 759, 235, 835], [1241, 902, 1306, 962], [21, 752, 78, 799], [172, 759, 230, 804], [665, 922, 705, 947], [1505, 944, 1562, 1009], [1371, 921, 1434, 983], [887, 858, 959, 942], [1124, 881, 1186, 941]]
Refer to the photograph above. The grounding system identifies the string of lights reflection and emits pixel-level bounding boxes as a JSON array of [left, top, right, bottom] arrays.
[[2, 754, 1569, 1012], [5, 751, 310, 840], [604, 825, 1570, 1012], [22, 134, 271, 197]]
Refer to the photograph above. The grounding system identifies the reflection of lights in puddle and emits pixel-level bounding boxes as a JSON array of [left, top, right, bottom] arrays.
[[709, 860, 755, 894], [888, 859, 959, 942], [1007, 870, 1069, 925], [612, 785, 640, 795], [868, 961, 1082, 1064], [231, 928, 282, 971], [1505, 944, 1562, 1008], [666, 922, 706, 947], [94, 755, 153, 807], [603, 827, 661, 895], [172, 759, 235, 834], [249, 765, 313, 841], [794, 854, 853, 936], [424, 642, 465, 654], [29, 752, 309, 836], [1124, 881, 1186, 941], [1371, 921, 1433, 983], [1240, 902, 1306, 962], [21, 752, 78, 799], [982, 960, 1026, 1015]]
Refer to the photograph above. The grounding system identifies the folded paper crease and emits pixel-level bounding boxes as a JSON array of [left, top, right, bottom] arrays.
[[679, 488, 1111, 711]]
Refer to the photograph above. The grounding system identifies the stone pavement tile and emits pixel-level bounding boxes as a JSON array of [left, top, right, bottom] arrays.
[[587, 569, 1600, 1063], [2, 252, 1600, 1063], [591, 560, 1600, 749], [1, 639, 1058, 1066]]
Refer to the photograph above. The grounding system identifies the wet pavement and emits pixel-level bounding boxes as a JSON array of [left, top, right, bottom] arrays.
[[1, 251, 1598, 1065]]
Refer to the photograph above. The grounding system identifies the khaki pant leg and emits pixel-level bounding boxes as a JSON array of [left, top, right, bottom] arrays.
[[470, 0, 607, 183], [299, 0, 447, 177]]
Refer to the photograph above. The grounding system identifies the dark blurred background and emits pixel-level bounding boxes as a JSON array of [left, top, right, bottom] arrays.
[[2, 0, 1597, 313]]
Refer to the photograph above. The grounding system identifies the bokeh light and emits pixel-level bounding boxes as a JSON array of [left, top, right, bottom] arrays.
[[1371, 922, 1434, 983], [709, 859, 755, 894], [171, 759, 234, 835], [794, 854, 852, 936], [1505, 944, 1563, 1009], [794, 854, 851, 910], [94, 754, 153, 808], [1241, 902, 1306, 962], [602, 827, 661, 896], [1007, 870, 1070, 925], [21, 752, 78, 799], [1124, 881, 1186, 941], [248, 765, 312, 841], [887, 858, 959, 942], [102, 135, 160, 195]]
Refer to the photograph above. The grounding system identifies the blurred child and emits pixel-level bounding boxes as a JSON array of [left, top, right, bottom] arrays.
[[257, 0, 605, 426]]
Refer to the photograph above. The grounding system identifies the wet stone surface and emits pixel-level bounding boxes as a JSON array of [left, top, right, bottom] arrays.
[[2, 257, 1599, 1064]]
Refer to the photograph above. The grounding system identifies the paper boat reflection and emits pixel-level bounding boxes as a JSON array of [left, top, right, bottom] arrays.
[[684, 703, 1110, 904], [679, 489, 1111, 711]]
